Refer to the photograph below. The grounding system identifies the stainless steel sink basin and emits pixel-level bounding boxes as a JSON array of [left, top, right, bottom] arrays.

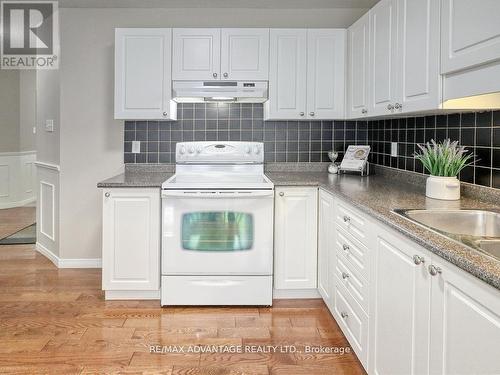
[[394, 209, 500, 260]]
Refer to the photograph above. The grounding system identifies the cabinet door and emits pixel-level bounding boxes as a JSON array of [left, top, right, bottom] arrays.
[[220, 28, 269, 81], [318, 190, 334, 307], [264, 29, 307, 120], [369, 229, 431, 375], [172, 28, 221, 80], [347, 13, 370, 119], [368, 0, 399, 116], [429, 258, 500, 375], [397, 0, 441, 113], [306, 29, 345, 119], [114, 28, 175, 120], [102, 189, 160, 291], [441, 0, 500, 74], [274, 187, 318, 289]]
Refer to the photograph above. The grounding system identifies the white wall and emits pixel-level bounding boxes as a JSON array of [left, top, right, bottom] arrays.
[[19, 71, 37, 152], [57, 7, 367, 260], [0, 71, 20, 153]]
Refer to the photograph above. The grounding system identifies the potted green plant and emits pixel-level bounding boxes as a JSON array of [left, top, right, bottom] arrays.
[[414, 139, 475, 200]]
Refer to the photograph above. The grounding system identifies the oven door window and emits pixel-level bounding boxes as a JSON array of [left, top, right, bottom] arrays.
[[181, 212, 254, 251]]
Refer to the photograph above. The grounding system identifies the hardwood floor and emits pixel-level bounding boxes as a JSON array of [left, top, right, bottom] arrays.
[[0, 245, 366, 375], [0, 207, 36, 240]]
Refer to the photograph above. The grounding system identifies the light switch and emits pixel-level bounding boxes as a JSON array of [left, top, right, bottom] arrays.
[[45, 119, 54, 132], [132, 141, 141, 154], [391, 142, 398, 157]]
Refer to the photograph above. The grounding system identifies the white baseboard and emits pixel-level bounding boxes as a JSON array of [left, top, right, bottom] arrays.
[[36, 242, 102, 269], [273, 288, 321, 299], [105, 290, 160, 300], [0, 197, 35, 209]]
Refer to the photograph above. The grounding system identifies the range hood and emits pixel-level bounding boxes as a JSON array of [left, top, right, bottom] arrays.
[[172, 81, 268, 103]]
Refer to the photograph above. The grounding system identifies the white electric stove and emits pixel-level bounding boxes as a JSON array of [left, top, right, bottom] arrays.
[[161, 142, 274, 306]]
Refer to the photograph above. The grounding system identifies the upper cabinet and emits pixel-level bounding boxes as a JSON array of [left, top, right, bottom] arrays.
[[265, 29, 345, 120], [346, 13, 370, 118], [368, 0, 399, 117], [172, 28, 269, 81], [172, 28, 221, 81], [114, 28, 176, 120], [220, 29, 269, 80]]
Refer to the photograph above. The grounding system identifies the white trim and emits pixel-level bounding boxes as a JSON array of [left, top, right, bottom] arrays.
[[36, 242, 59, 267], [39, 181, 55, 241], [35, 161, 60, 172], [36, 242, 102, 268], [0, 197, 35, 209], [105, 290, 160, 300], [0, 150, 36, 157], [273, 288, 321, 299]]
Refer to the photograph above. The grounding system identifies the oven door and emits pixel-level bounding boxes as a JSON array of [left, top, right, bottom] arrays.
[[162, 190, 274, 275]]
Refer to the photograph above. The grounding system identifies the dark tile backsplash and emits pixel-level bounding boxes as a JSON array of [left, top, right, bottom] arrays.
[[123, 104, 500, 189]]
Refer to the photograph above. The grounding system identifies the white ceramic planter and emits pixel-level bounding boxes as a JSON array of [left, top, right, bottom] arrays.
[[426, 175, 460, 200]]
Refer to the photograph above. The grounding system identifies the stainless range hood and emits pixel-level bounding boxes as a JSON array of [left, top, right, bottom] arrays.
[[172, 81, 268, 103]]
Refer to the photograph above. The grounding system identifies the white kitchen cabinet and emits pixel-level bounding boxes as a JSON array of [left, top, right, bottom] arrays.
[[274, 187, 318, 290], [265, 29, 307, 120], [172, 28, 221, 80], [114, 28, 176, 120], [318, 189, 334, 307], [265, 29, 345, 120], [397, 0, 441, 113], [369, 227, 432, 375], [347, 13, 370, 118], [368, 0, 399, 117], [429, 257, 500, 375], [306, 29, 345, 119], [220, 28, 269, 81], [441, 0, 500, 75], [102, 188, 160, 299]]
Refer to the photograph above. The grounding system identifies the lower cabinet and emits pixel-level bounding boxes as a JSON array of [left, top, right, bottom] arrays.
[[101, 188, 160, 299], [274, 187, 318, 291], [318, 189, 335, 307]]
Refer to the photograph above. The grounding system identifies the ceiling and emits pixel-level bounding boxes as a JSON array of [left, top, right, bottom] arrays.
[[58, 0, 378, 9]]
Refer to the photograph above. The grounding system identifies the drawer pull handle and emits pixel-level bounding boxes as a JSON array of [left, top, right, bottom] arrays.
[[341, 312, 349, 319], [342, 272, 350, 280], [342, 244, 350, 252], [428, 264, 442, 276], [413, 255, 425, 265], [343, 216, 351, 223]]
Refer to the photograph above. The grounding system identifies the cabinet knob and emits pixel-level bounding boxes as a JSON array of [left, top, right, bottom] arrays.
[[105, 192, 110, 198], [413, 255, 425, 265], [394, 103, 402, 110], [299, 112, 305, 116], [223, 72, 228, 78], [342, 244, 350, 252], [342, 272, 350, 280], [361, 108, 368, 114], [343, 215, 351, 223], [428, 265, 442, 276], [309, 112, 315, 116], [162, 112, 168, 117], [387, 104, 394, 111], [213, 72, 218, 78], [279, 192, 284, 197], [341, 312, 349, 319]]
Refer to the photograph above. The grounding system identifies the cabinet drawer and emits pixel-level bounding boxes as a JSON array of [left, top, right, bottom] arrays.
[[335, 226, 370, 281], [333, 281, 368, 369], [335, 201, 368, 245], [335, 253, 369, 313]]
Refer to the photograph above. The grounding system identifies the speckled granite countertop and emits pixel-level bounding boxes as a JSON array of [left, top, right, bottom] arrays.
[[97, 171, 173, 188], [266, 171, 500, 291]]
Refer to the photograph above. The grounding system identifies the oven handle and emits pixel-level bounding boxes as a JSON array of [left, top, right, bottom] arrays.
[[162, 190, 274, 198]]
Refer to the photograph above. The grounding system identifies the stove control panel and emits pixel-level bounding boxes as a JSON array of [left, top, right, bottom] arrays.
[[175, 142, 264, 164]]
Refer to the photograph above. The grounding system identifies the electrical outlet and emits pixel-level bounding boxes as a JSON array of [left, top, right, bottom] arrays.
[[45, 119, 54, 132], [132, 141, 141, 154], [391, 142, 398, 157]]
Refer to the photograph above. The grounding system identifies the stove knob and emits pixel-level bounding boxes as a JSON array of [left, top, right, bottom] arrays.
[[196, 147, 202, 154], [188, 147, 195, 154], [245, 146, 252, 154], [253, 146, 260, 155], [179, 146, 186, 155]]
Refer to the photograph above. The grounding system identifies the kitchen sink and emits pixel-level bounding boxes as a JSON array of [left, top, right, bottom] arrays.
[[394, 209, 500, 261]]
